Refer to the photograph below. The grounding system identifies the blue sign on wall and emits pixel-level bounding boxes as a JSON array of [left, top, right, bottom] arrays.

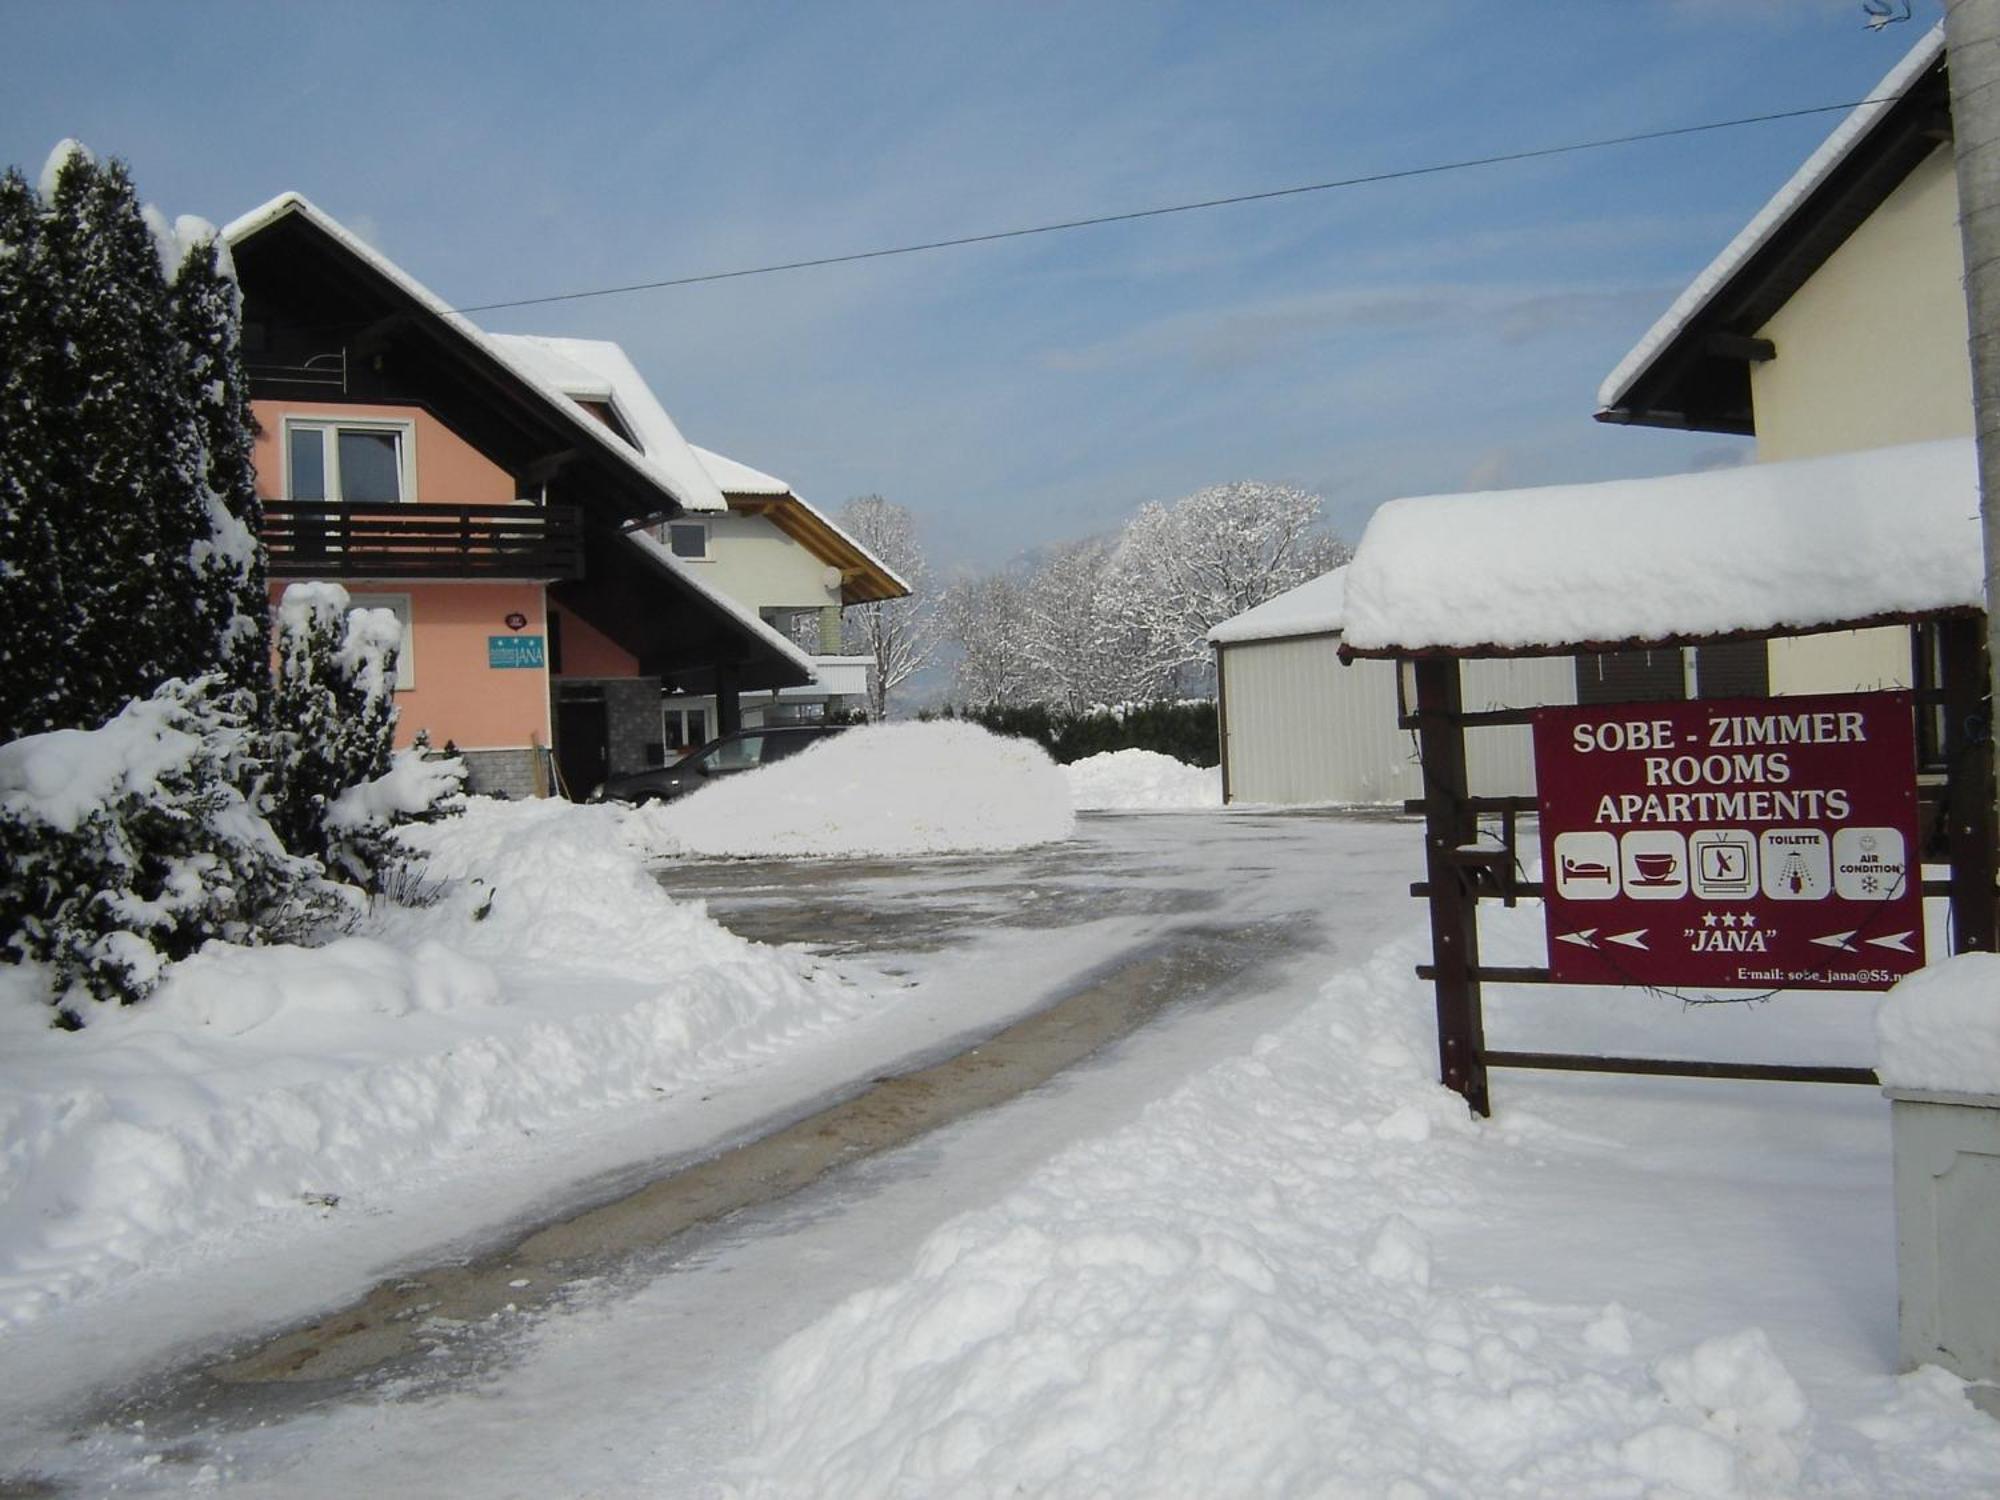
[[488, 634, 546, 669]]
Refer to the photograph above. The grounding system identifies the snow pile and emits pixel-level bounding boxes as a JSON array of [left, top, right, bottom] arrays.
[[0, 796, 869, 1327], [635, 722, 1075, 858], [738, 933, 2000, 1498], [1877, 953, 2000, 1095], [1341, 439, 1981, 654], [1064, 749, 1221, 810]]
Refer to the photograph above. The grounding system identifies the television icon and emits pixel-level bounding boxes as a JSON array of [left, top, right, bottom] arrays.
[[1690, 830, 1756, 899]]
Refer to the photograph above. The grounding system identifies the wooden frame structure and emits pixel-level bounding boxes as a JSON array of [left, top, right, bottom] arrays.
[[1365, 614, 1995, 1117]]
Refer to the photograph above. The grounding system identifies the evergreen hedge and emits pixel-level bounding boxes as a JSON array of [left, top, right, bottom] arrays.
[[926, 701, 1219, 767]]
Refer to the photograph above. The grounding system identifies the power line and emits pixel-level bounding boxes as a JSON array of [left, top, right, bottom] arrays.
[[450, 93, 1902, 317]]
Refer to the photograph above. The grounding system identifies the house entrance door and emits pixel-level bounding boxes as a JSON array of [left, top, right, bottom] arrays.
[[555, 696, 608, 800]]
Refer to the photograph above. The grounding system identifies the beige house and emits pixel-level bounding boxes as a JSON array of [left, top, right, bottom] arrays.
[[489, 335, 908, 750], [1596, 24, 1963, 700]]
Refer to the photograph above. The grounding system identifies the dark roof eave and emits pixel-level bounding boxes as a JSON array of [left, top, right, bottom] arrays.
[[1592, 407, 1756, 436], [1604, 54, 1951, 428]]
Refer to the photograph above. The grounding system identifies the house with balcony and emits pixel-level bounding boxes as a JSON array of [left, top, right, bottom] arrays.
[[488, 335, 908, 751], [224, 193, 818, 798]]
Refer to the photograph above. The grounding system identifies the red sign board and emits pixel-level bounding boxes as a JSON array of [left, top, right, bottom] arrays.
[[1532, 691, 1922, 991]]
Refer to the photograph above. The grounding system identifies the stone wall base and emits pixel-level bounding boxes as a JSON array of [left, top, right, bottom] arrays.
[[459, 747, 546, 800]]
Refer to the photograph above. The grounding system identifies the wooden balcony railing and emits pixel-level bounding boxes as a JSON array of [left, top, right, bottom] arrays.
[[262, 501, 586, 581]]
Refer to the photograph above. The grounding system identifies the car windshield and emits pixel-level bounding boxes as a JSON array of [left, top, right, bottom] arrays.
[[703, 735, 765, 772]]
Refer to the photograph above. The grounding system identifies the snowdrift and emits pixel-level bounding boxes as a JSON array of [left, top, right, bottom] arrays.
[[1064, 748, 1221, 811], [0, 797, 868, 1328], [738, 930, 2000, 1498], [635, 721, 1075, 858]]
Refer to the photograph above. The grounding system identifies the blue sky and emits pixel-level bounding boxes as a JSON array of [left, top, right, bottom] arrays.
[[1, 0, 1929, 571]]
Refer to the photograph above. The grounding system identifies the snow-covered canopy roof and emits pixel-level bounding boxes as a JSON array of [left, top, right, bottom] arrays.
[[1208, 567, 1347, 646], [1340, 439, 1981, 658], [486, 334, 727, 515], [1597, 25, 1947, 431], [222, 195, 725, 516]]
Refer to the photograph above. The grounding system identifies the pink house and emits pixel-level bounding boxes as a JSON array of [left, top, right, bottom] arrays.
[[225, 195, 816, 797]]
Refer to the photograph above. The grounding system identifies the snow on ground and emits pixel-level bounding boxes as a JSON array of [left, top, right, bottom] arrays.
[[1063, 748, 1221, 811], [739, 911, 2000, 1497], [0, 796, 874, 1330], [9, 812, 2000, 1497], [634, 721, 1075, 858]]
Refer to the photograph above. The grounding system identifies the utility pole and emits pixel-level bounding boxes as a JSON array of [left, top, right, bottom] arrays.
[[1946, 0, 2000, 813]]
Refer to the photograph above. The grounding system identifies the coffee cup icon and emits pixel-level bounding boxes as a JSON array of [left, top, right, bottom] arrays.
[[1632, 851, 1678, 884]]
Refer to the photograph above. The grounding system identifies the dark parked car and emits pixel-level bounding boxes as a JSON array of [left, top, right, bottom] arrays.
[[589, 724, 849, 805]]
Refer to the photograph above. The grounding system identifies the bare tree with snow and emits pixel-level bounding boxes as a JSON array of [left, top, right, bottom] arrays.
[[941, 570, 1036, 707], [1021, 536, 1136, 712], [837, 494, 940, 720], [1103, 481, 1349, 696]]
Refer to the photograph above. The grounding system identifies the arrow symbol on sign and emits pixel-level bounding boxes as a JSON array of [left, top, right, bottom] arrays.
[[1812, 931, 1859, 952], [1606, 929, 1649, 950], [1867, 931, 1916, 953], [1557, 929, 1599, 950]]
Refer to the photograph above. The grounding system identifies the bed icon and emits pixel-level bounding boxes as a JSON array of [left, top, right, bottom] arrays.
[[1553, 832, 1620, 900]]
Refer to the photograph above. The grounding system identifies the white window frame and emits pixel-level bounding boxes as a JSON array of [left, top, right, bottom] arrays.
[[283, 415, 418, 504], [346, 591, 415, 691]]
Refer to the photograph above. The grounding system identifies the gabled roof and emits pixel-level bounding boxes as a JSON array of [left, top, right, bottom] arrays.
[[1596, 26, 1950, 433], [1339, 439, 1980, 659], [492, 333, 909, 605], [485, 334, 727, 514], [1208, 567, 1348, 646], [688, 445, 911, 606], [223, 194, 725, 514]]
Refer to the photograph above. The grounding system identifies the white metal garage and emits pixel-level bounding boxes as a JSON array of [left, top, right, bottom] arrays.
[[1209, 568, 1576, 806]]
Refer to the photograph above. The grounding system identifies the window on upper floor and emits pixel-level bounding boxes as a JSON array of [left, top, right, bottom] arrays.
[[285, 418, 414, 504]]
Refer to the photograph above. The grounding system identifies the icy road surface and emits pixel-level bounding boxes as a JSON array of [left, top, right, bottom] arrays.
[[4, 809, 1418, 1495]]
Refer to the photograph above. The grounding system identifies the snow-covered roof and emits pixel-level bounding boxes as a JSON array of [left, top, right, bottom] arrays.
[[221, 194, 725, 515], [622, 526, 820, 679], [1340, 438, 1981, 657], [689, 443, 791, 497], [1596, 24, 1946, 418], [1208, 567, 1348, 646], [687, 443, 913, 602], [485, 334, 727, 514]]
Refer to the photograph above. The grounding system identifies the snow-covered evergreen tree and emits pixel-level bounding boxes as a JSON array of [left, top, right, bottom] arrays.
[[0, 166, 73, 742], [173, 223, 268, 708], [33, 144, 216, 726], [0, 675, 323, 1017], [269, 584, 463, 889]]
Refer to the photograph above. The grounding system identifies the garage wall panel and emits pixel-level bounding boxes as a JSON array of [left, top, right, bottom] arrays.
[[1219, 638, 1575, 805]]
